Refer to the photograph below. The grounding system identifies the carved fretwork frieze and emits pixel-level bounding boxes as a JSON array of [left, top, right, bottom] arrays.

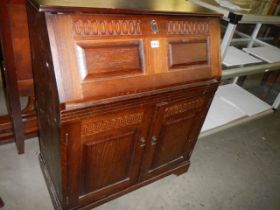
[[73, 19, 142, 36], [82, 112, 144, 136], [164, 98, 204, 117], [167, 20, 209, 35]]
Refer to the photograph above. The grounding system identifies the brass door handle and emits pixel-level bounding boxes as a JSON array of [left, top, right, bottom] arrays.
[[140, 137, 146, 146], [151, 136, 157, 145]]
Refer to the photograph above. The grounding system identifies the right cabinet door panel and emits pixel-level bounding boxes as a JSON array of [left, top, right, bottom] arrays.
[[141, 96, 206, 179]]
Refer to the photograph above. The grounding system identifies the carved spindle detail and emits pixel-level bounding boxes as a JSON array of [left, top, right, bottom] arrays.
[[73, 19, 142, 36], [82, 112, 144, 136], [167, 20, 209, 35], [164, 98, 204, 117]]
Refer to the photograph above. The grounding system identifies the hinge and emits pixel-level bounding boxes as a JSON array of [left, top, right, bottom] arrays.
[[65, 196, 69, 205], [64, 133, 69, 145]]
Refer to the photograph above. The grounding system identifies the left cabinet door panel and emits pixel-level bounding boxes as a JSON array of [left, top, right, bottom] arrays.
[[63, 106, 151, 207]]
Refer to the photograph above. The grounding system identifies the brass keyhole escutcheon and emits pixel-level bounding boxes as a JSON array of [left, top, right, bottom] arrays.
[[150, 20, 158, 34]]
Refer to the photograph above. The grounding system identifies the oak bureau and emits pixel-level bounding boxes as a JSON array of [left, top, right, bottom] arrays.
[[26, 0, 221, 209]]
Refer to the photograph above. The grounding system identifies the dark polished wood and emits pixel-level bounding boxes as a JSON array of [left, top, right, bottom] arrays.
[[0, 0, 26, 153], [27, 0, 221, 209], [0, 196, 4, 208], [0, 0, 37, 150]]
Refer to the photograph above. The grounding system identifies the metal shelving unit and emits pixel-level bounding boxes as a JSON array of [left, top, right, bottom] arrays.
[[190, 0, 280, 133]]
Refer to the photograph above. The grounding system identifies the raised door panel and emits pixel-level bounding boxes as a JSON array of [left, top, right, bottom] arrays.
[[75, 40, 145, 81], [168, 38, 209, 70], [65, 106, 151, 206], [150, 112, 195, 169], [140, 96, 206, 179], [80, 129, 139, 196]]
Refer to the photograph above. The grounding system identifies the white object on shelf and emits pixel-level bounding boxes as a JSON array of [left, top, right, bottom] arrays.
[[243, 46, 280, 63], [202, 84, 272, 132], [223, 46, 262, 67]]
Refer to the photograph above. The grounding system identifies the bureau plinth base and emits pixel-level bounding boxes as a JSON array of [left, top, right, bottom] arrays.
[[40, 153, 189, 210]]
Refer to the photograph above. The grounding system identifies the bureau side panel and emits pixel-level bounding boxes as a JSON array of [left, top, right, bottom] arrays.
[[26, 3, 63, 202]]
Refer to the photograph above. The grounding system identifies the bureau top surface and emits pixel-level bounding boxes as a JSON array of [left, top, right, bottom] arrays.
[[29, 0, 220, 16]]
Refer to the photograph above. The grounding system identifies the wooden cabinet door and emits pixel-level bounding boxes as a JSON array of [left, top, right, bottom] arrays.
[[65, 106, 151, 206], [140, 96, 207, 180]]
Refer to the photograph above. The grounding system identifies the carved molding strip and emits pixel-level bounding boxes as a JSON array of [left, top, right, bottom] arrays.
[[82, 112, 144, 136], [164, 98, 204, 117], [167, 21, 209, 35], [73, 19, 142, 36]]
